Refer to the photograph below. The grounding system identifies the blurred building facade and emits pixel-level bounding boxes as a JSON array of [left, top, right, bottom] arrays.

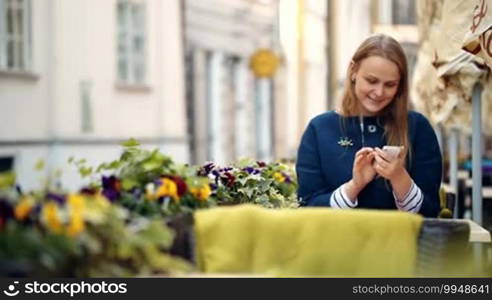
[[0, 0, 188, 190], [183, 0, 331, 164], [278, 0, 329, 160], [183, 0, 280, 165]]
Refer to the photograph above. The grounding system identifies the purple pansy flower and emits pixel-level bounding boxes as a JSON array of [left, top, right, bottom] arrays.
[[244, 167, 254, 174], [221, 172, 236, 187], [102, 175, 121, 202], [283, 173, 292, 183], [0, 198, 14, 226], [256, 161, 266, 168], [198, 162, 216, 176], [243, 167, 261, 175], [80, 187, 98, 196], [46, 192, 66, 205]]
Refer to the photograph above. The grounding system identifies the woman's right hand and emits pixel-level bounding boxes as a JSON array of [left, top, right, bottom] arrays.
[[340, 147, 376, 203], [350, 147, 376, 191]]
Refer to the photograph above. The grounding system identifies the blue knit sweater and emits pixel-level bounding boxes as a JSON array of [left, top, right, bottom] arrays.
[[296, 110, 442, 217]]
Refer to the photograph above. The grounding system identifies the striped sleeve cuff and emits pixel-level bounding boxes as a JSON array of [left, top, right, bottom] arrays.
[[393, 180, 423, 213], [330, 184, 357, 209]]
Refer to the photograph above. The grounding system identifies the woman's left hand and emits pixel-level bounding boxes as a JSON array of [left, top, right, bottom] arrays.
[[373, 147, 406, 181]]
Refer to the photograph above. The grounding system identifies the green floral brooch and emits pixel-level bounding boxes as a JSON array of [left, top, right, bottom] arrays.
[[337, 137, 353, 147]]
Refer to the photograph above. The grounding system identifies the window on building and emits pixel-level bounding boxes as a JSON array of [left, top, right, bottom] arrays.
[[117, 0, 146, 84], [392, 0, 416, 25], [0, 156, 13, 172], [374, 0, 418, 81], [0, 0, 32, 71]]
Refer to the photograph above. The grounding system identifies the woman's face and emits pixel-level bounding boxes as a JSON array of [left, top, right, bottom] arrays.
[[352, 56, 400, 116]]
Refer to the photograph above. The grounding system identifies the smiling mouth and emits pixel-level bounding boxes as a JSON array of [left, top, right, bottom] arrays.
[[367, 97, 384, 103]]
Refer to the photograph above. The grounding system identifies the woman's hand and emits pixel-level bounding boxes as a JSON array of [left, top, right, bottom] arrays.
[[373, 147, 406, 181], [348, 147, 377, 192], [344, 148, 376, 202], [373, 147, 412, 200]]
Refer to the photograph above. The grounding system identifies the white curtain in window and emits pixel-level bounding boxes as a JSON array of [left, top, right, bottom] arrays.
[[117, 0, 146, 84], [0, 0, 31, 71]]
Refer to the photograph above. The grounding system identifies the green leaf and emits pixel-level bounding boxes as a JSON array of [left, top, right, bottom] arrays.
[[186, 177, 210, 189], [96, 163, 108, 173], [236, 157, 256, 168], [258, 180, 272, 193], [141, 152, 166, 172], [122, 178, 138, 191], [108, 160, 121, 169], [121, 138, 140, 147], [78, 166, 93, 178], [256, 194, 270, 205], [120, 151, 133, 162], [237, 177, 249, 186], [0, 171, 16, 188]]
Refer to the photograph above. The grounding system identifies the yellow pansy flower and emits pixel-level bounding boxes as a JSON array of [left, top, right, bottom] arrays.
[[67, 213, 85, 237], [155, 178, 179, 202], [66, 194, 85, 236], [273, 172, 285, 183], [42, 202, 63, 234], [190, 184, 212, 202], [14, 196, 34, 221], [68, 194, 85, 213]]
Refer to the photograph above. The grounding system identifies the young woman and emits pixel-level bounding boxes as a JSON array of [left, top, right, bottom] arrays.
[[296, 34, 442, 217]]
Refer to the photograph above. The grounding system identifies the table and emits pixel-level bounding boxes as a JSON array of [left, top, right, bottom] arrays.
[[417, 218, 491, 275], [467, 219, 492, 243], [434, 218, 491, 243]]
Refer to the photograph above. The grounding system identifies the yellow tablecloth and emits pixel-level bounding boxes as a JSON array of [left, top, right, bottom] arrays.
[[194, 204, 423, 277]]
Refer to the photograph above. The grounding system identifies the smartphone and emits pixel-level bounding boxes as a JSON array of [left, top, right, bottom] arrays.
[[382, 146, 402, 161]]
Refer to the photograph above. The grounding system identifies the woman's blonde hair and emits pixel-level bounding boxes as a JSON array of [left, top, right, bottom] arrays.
[[340, 34, 410, 158]]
